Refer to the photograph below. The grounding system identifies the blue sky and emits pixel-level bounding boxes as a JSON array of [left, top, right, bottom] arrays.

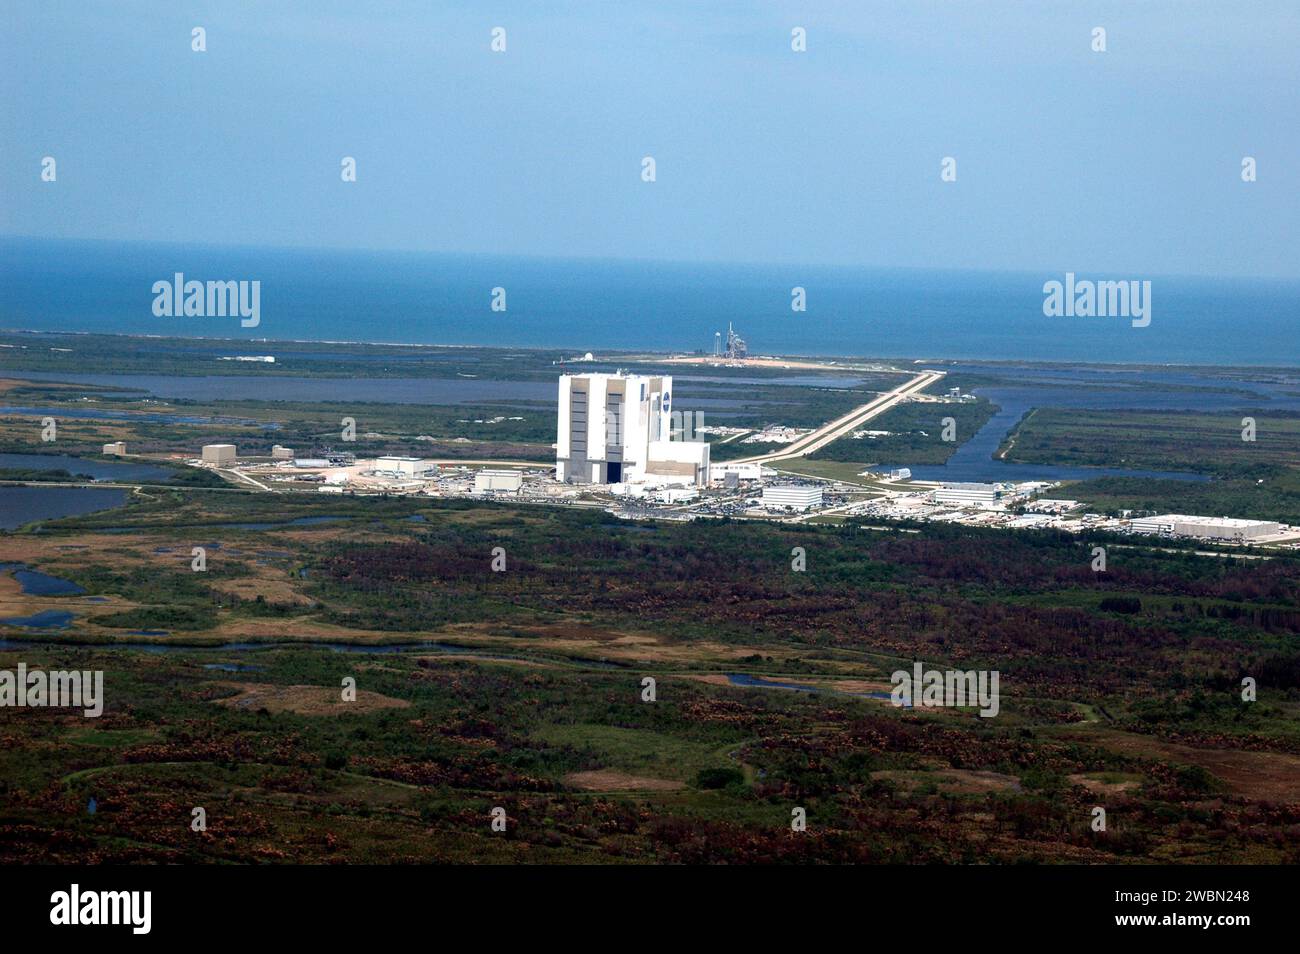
[[2, 1, 1297, 277]]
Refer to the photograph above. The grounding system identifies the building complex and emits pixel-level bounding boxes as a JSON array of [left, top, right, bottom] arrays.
[[1129, 514, 1282, 542]]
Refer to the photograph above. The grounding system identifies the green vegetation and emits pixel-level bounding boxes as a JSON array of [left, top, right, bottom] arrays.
[[0, 467, 97, 483], [809, 397, 999, 465], [1069, 470, 1300, 524], [1, 333, 903, 464], [998, 407, 1300, 521], [3, 616, 1298, 862], [4, 338, 1300, 864], [1002, 407, 1300, 478]]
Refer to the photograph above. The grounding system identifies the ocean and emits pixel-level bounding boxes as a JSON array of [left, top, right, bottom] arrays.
[[1, 237, 1297, 367]]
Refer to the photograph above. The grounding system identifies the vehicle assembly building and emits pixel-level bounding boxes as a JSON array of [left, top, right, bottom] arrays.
[[556, 372, 710, 487]]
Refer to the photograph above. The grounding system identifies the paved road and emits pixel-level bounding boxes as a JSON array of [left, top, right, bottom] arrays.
[[730, 370, 946, 465]]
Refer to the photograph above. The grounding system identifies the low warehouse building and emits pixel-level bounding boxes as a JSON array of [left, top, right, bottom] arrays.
[[710, 462, 762, 483], [644, 440, 711, 487], [762, 484, 823, 511], [102, 442, 127, 456], [1130, 514, 1282, 541], [934, 482, 1005, 508], [474, 469, 523, 493], [374, 456, 431, 477]]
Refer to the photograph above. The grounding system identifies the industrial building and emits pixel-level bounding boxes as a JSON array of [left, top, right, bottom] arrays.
[[762, 484, 823, 511], [1129, 514, 1282, 542], [1026, 498, 1081, 514], [643, 438, 711, 487], [613, 484, 699, 504], [102, 442, 126, 456], [201, 444, 237, 466], [373, 456, 431, 477], [271, 445, 294, 460], [556, 372, 710, 487], [710, 462, 762, 483], [934, 482, 1006, 509], [657, 486, 698, 504], [474, 469, 523, 494]]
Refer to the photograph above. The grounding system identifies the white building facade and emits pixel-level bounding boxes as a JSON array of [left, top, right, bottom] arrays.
[[374, 456, 431, 477], [556, 372, 710, 487], [709, 462, 763, 483], [1129, 514, 1282, 541], [201, 444, 236, 466], [934, 482, 1005, 508], [474, 469, 523, 493], [762, 484, 823, 511]]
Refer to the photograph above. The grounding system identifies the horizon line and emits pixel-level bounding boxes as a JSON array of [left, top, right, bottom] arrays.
[[2, 326, 1297, 373], [3, 233, 1297, 285]]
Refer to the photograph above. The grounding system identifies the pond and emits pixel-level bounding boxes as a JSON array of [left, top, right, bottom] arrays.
[[725, 672, 892, 701], [0, 452, 173, 483], [0, 610, 75, 630], [0, 486, 129, 531], [0, 563, 85, 596]]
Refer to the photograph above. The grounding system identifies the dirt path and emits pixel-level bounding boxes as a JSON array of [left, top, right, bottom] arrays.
[[564, 770, 684, 792], [1061, 726, 1300, 802]]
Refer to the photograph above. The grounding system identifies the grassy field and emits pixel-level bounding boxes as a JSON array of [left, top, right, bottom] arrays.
[[807, 397, 999, 466], [1002, 407, 1300, 479], [998, 407, 1300, 522], [1065, 469, 1300, 524]]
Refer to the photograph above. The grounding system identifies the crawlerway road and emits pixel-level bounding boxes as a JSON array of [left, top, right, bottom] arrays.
[[731, 369, 946, 465]]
